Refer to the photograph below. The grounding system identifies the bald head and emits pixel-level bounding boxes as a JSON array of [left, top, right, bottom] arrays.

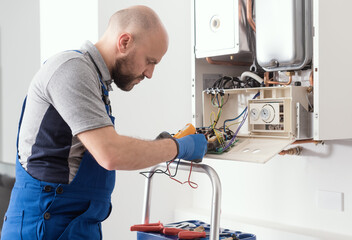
[[95, 5, 169, 91], [106, 5, 167, 42]]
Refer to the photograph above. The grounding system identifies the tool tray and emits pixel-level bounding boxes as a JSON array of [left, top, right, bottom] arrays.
[[137, 220, 256, 240], [138, 162, 256, 240]]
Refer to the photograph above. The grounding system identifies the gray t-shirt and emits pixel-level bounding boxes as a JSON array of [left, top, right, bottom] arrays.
[[18, 41, 114, 184]]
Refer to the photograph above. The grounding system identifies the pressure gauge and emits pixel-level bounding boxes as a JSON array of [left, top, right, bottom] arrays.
[[260, 108, 270, 121], [260, 104, 275, 123], [250, 108, 260, 121]]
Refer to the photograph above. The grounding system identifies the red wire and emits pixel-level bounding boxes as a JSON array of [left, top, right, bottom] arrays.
[[186, 162, 198, 189], [167, 160, 198, 189]]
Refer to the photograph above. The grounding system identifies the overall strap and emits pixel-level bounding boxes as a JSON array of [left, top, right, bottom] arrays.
[[86, 52, 112, 115], [16, 97, 27, 152]]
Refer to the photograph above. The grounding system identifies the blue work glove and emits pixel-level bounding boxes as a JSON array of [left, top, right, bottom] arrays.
[[174, 134, 207, 163]]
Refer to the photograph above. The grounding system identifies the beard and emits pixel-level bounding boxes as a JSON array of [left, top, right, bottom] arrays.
[[111, 55, 144, 92]]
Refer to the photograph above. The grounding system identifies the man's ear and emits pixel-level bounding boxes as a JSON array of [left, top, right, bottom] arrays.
[[117, 33, 133, 54]]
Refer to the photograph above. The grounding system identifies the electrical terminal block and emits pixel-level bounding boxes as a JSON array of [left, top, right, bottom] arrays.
[[205, 88, 225, 96]]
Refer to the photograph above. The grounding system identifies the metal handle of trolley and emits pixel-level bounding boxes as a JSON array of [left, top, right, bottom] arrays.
[[142, 161, 222, 240]]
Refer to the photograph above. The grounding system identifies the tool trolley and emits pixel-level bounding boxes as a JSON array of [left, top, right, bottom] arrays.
[[135, 161, 256, 240]]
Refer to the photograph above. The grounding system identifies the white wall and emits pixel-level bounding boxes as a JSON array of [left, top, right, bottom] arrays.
[[0, 0, 98, 165], [0, 0, 40, 164], [39, 0, 98, 63], [98, 1, 195, 239]]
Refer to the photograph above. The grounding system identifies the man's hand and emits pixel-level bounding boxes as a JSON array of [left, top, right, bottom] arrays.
[[174, 134, 207, 162]]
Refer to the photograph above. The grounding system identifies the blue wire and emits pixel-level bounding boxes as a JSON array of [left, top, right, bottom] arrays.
[[222, 91, 260, 131], [221, 91, 260, 152], [223, 108, 247, 131]]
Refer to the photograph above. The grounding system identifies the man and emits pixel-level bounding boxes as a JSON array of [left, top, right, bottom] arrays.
[[1, 5, 207, 240]]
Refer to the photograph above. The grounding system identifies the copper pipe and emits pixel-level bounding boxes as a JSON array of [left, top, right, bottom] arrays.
[[291, 139, 323, 145], [239, 0, 243, 20], [306, 71, 314, 93], [279, 146, 303, 156], [206, 57, 252, 67], [264, 72, 270, 87], [246, 0, 256, 32], [309, 71, 313, 86], [279, 139, 324, 155], [264, 71, 293, 86]]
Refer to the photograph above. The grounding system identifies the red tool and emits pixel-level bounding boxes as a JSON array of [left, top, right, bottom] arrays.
[[130, 222, 164, 232], [178, 231, 207, 239], [162, 227, 189, 235], [162, 222, 198, 236]]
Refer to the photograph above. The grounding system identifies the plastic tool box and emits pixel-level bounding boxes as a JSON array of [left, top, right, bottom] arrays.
[[136, 161, 256, 240]]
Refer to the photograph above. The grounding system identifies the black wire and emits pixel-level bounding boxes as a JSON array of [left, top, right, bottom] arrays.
[[212, 77, 224, 89], [211, 76, 263, 90], [223, 94, 230, 105], [139, 159, 181, 179], [218, 76, 232, 88], [231, 77, 243, 89], [243, 77, 261, 88], [222, 78, 233, 89]]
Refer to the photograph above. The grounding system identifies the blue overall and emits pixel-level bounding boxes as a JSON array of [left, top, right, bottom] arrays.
[[1, 65, 115, 239]]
